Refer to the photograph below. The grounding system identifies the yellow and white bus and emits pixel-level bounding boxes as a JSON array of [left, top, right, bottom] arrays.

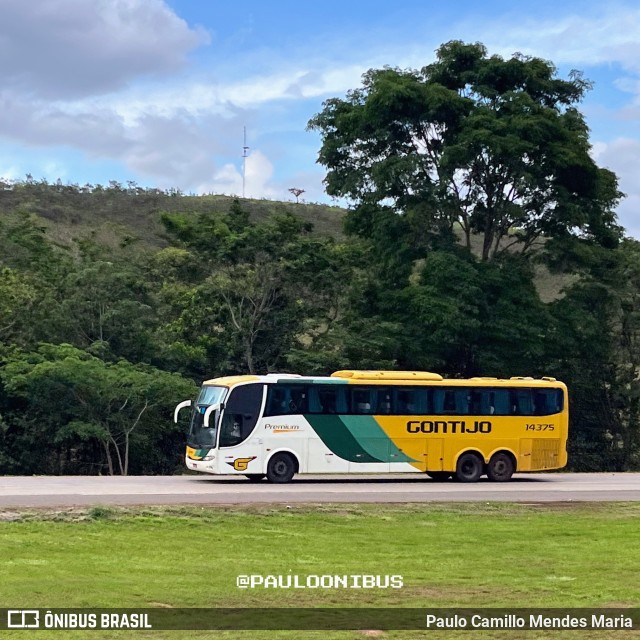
[[174, 370, 568, 483]]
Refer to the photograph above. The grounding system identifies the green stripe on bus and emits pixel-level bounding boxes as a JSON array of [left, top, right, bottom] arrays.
[[304, 415, 382, 463], [339, 415, 417, 463]]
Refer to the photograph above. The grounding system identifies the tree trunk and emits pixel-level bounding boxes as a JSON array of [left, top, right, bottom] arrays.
[[245, 340, 256, 374], [124, 433, 129, 476], [103, 441, 114, 476]]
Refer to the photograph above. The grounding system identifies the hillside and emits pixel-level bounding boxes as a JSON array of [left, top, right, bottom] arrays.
[[0, 180, 346, 251], [0, 179, 571, 301]]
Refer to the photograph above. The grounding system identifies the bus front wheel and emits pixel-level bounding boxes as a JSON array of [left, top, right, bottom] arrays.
[[266, 453, 296, 484], [455, 452, 483, 483], [487, 452, 515, 482]]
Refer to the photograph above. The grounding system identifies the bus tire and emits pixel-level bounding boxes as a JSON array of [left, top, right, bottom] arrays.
[[245, 474, 265, 482], [455, 452, 483, 483], [266, 453, 296, 484], [487, 452, 515, 482], [426, 472, 452, 481]]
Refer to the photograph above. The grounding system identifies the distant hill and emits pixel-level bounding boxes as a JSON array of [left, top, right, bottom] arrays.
[[0, 179, 569, 301], [0, 180, 346, 251]]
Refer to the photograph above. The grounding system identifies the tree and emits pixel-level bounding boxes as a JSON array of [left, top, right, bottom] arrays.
[[0, 268, 37, 342], [545, 240, 640, 470], [159, 203, 353, 375], [309, 40, 622, 261], [288, 187, 305, 203], [395, 251, 552, 376], [0, 344, 197, 475], [205, 259, 292, 374], [57, 259, 156, 362]]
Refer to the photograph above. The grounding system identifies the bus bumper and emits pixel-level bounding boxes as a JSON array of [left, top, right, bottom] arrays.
[[185, 456, 217, 474]]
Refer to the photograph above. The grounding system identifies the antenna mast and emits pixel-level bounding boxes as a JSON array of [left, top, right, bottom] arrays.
[[242, 126, 249, 198]]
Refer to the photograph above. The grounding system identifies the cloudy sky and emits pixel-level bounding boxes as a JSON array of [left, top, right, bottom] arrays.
[[1, 0, 639, 234]]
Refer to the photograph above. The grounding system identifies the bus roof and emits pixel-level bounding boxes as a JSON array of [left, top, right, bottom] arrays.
[[202, 371, 566, 389]]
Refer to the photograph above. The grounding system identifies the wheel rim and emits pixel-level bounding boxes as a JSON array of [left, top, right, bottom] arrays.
[[461, 459, 476, 478], [494, 460, 508, 476], [490, 455, 512, 479], [274, 460, 287, 476]]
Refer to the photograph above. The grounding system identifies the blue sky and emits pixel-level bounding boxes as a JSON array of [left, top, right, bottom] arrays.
[[1, 0, 640, 234]]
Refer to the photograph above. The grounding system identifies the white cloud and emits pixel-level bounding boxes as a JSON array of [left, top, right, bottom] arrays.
[[199, 152, 328, 202], [72, 5, 640, 123], [198, 150, 279, 199], [592, 137, 640, 237], [86, 63, 369, 123], [203, 163, 242, 196], [0, 163, 21, 182], [0, 0, 208, 99], [0, 92, 251, 192], [0, 96, 128, 153], [453, 7, 640, 73]]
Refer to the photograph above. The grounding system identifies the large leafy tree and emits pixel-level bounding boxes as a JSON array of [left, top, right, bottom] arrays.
[[0, 344, 197, 475], [545, 240, 640, 470], [57, 259, 156, 362], [158, 202, 355, 375], [309, 40, 622, 261]]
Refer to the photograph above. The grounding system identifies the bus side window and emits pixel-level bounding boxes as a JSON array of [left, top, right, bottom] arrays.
[[533, 392, 547, 415], [553, 389, 564, 413], [288, 386, 308, 413], [533, 389, 564, 415], [265, 387, 288, 416], [433, 389, 445, 414], [393, 387, 429, 414], [435, 389, 469, 415], [511, 389, 533, 416], [376, 389, 392, 414], [219, 414, 243, 447], [471, 390, 491, 415], [311, 386, 347, 414], [265, 385, 308, 415], [352, 387, 375, 414], [395, 389, 413, 414], [308, 387, 323, 413], [492, 389, 510, 415], [220, 383, 264, 447], [320, 388, 338, 413], [454, 389, 470, 415]]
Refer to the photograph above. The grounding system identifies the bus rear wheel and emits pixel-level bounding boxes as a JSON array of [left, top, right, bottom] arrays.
[[487, 452, 515, 482], [266, 453, 296, 484], [426, 472, 452, 481], [245, 474, 265, 482], [455, 452, 484, 483]]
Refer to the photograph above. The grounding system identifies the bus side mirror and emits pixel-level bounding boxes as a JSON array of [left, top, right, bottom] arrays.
[[204, 403, 221, 428], [174, 400, 192, 423]]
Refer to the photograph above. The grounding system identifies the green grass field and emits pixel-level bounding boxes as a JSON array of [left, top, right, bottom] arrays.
[[1, 503, 638, 639]]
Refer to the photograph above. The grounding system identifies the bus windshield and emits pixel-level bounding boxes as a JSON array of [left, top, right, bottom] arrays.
[[187, 385, 227, 449]]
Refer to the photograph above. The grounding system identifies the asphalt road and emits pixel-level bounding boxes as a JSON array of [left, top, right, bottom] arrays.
[[0, 473, 639, 507]]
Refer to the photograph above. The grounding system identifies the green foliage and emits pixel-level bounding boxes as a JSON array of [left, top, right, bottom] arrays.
[[0, 268, 38, 343], [157, 202, 350, 376], [0, 344, 197, 475], [56, 259, 156, 361], [545, 240, 640, 470], [309, 40, 623, 261]]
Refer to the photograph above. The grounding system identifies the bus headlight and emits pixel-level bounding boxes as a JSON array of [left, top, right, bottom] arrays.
[[202, 454, 215, 461]]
